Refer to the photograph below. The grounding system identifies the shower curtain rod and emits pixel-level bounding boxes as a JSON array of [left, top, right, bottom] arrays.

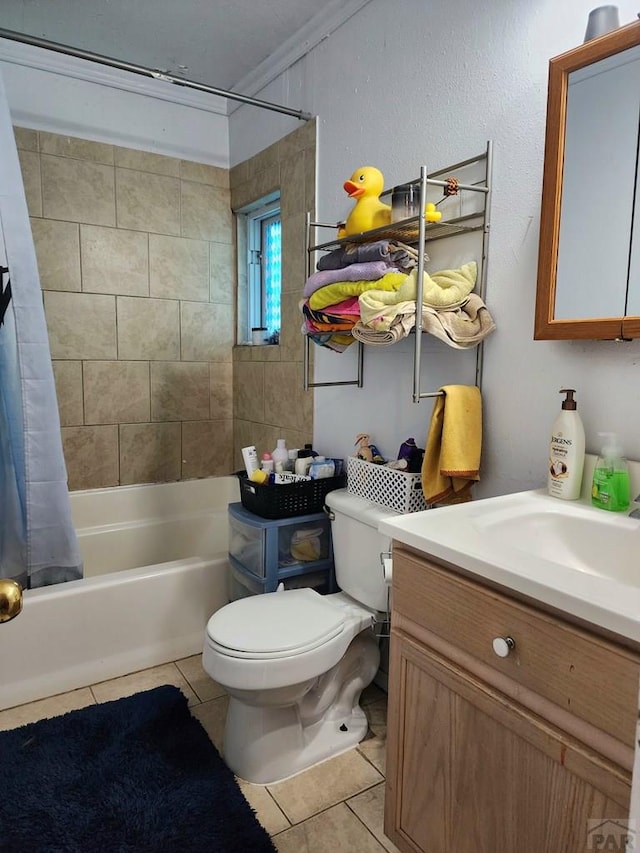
[[0, 27, 314, 121]]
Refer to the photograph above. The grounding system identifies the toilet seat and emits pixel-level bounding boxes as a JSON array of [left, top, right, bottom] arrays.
[[203, 589, 376, 692], [206, 588, 345, 660]]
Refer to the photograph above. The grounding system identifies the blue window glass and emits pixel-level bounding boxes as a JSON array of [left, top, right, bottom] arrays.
[[262, 215, 281, 336]]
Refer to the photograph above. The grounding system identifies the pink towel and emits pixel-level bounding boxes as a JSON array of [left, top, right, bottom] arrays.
[[324, 297, 361, 315]]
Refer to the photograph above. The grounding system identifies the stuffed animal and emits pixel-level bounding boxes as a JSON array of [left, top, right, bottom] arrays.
[[354, 433, 385, 464]]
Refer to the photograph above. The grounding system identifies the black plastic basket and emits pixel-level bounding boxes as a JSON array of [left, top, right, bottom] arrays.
[[237, 467, 346, 519]]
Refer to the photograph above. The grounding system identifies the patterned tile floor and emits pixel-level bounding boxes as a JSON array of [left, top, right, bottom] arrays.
[[0, 657, 401, 852]]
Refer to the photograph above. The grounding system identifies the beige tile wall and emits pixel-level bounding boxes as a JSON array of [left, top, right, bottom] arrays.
[[230, 119, 316, 467], [15, 126, 234, 490]]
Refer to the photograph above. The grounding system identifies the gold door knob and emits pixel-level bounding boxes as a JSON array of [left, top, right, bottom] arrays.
[[0, 579, 23, 623]]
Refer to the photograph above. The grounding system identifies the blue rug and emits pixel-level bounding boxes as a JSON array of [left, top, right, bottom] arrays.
[[0, 685, 276, 852]]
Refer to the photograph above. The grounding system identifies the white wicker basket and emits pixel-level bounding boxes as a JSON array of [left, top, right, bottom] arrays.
[[346, 456, 429, 514]]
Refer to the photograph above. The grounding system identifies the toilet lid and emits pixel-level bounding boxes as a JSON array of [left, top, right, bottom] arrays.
[[207, 588, 345, 658]]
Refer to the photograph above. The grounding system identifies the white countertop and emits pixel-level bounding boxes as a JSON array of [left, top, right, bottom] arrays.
[[379, 487, 640, 644]]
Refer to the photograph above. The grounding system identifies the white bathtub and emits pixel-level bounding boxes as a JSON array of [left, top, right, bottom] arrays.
[[0, 476, 240, 711]]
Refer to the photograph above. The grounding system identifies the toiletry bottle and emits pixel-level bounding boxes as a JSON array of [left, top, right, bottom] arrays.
[[548, 389, 585, 501], [591, 432, 630, 512], [295, 449, 314, 477], [261, 452, 274, 474], [286, 449, 298, 473], [241, 445, 259, 477], [272, 439, 288, 474]]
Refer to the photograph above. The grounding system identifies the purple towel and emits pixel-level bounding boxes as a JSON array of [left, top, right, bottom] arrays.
[[303, 261, 395, 298], [317, 240, 415, 272]]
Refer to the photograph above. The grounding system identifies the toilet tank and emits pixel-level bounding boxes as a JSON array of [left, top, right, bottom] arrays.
[[325, 488, 398, 612]]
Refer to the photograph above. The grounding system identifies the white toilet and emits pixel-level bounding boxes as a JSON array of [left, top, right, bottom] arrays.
[[203, 488, 396, 784]]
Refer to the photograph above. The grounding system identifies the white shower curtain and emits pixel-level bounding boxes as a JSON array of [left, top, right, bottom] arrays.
[[0, 70, 82, 588]]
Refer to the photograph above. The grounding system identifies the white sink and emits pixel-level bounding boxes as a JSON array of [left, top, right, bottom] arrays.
[[378, 489, 640, 642], [473, 496, 640, 587]]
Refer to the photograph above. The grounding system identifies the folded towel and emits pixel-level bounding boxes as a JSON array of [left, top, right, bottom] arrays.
[[305, 330, 355, 352], [308, 271, 408, 311], [421, 385, 482, 505], [302, 300, 360, 329], [420, 295, 496, 349], [317, 240, 417, 271], [358, 293, 494, 343], [304, 315, 357, 333], [303, 261, 395, 298], [359, 261, 477, 322], [351, 320, 409, 346], [319, 296, 361, 315]]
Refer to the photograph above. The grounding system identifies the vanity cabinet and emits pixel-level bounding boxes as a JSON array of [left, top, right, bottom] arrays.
[[385, 545, 640, 853]]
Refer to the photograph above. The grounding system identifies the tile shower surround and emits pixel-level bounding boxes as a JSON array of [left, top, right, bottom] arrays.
[[230, 119, 316, 468], [14, 121, 316, 490], [14, 126, 233, 490]]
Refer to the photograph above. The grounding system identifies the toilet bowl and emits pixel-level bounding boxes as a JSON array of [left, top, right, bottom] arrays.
[[203, 488, 397, 784]]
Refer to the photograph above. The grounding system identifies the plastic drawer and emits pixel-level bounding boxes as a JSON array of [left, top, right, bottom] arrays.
[[228, 512, 265, 577], [228, 561, 333, 602], [228, 502, 332, 581]]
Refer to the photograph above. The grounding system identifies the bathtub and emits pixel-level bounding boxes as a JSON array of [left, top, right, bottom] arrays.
[[0, 476, 240, 711]]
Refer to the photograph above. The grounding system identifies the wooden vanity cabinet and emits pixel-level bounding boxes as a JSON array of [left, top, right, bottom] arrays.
[[384, 545, 640, 853]]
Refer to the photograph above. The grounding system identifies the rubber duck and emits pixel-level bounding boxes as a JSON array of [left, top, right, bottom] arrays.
[[339, 167, 392, 238], [425, 202, 442, 223]]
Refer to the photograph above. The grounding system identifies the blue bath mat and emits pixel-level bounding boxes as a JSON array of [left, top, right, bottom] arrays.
[[0, 685, 276, 852]]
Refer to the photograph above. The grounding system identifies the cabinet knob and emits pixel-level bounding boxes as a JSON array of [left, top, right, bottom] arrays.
[[492, 636, 515, 658]]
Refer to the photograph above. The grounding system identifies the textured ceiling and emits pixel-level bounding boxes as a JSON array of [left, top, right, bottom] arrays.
[[0, 0, 341, 92]]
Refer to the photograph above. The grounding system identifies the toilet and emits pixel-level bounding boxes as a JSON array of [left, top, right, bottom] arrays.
[[203, 488, 396, 784]]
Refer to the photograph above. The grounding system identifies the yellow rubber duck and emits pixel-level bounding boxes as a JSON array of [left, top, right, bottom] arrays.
[[339, 166, 391, 238], [425, 202, 442, 223]]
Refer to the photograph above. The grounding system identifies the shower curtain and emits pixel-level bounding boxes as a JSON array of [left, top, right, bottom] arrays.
[[0, 70, 82, 588]]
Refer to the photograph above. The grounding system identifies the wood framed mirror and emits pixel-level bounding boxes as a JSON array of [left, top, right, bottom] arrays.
[[535, 19, 640, 340]]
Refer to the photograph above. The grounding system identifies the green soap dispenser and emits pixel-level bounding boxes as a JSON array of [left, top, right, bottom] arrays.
[[591, 432, 631, 512]]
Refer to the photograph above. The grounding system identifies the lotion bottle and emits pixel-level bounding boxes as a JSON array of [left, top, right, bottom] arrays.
[[241, 445, 259, 477], [271, 439, 289, 474], [591, 432, 630, 512], [548, 388, 585, 501]]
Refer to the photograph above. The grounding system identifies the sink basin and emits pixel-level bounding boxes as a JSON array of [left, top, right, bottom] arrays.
[[378, 489, 640, 642], [473, 499, 640, 587]]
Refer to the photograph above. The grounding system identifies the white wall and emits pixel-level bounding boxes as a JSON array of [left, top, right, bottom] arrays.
[[0, 39, 230, 166], [230, 0, 640, 499]]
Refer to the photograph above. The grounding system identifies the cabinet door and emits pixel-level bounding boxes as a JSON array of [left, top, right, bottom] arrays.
[[385, 632, 630, 853]]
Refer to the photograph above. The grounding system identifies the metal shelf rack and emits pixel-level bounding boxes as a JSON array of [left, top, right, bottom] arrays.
[[303, 140, 493, 403]]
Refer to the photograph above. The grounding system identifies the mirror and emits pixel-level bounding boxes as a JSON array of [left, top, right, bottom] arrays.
[[535, 20, 640, 340]]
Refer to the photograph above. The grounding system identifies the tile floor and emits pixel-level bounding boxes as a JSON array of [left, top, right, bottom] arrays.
[[0, 657, 401, 853]]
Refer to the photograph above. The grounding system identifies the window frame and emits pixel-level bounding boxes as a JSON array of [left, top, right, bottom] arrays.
[[238, 192, 281, 345]]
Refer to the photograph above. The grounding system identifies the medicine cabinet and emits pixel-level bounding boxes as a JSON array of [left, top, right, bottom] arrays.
[[535, 20, 640, 340]]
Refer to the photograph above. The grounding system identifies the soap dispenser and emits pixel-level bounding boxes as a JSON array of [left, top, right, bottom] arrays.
[[591, 433, 630, 512], [548, 389, 585, 501]]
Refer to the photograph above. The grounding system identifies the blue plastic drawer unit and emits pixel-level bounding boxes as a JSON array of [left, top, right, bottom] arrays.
[[227, 502, 336, 596]]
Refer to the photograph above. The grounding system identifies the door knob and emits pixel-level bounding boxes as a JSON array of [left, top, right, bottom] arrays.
[[0, 579, 23, 623], [492, 636, 515, 658]]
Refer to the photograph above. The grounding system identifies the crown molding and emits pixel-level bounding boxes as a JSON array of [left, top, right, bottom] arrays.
[[229, 0, 373, 109], [0, 37, 228, 115]]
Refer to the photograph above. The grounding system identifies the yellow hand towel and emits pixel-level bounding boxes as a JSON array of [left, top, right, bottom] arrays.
[[421, 385, 482, 505]]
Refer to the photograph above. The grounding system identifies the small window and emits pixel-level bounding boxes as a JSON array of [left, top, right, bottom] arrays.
[[237, 194, 281, 345]]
